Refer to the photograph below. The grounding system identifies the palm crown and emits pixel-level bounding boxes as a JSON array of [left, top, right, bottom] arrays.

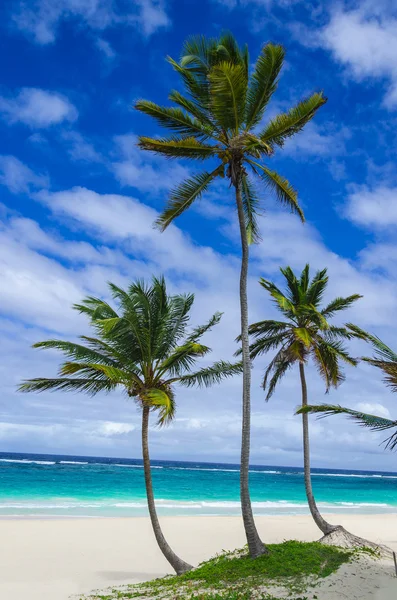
[[135, 33, 326, 241], [299, 330, 397, 450], [19, 277, 241, 425], [245, 265, 362, 398]]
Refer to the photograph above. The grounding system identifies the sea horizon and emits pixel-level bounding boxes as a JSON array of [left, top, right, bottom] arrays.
[[1, 451, 396, 519]]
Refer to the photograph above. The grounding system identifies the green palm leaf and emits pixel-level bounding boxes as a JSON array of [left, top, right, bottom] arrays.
[[247, 159, 304, 222], [241, 173, 261, 244], [185, 312, 223, 343], [141, 388, 176, 426], [178, 360, 243, 387], [18, 377, 116, 395], [208, 61, 248, 133], [155, 168, 220, 231], [137, 136, 216, 160], [297, 404, 397, 451], [245, 43, 284, 128], [321, 295, 362, 318], [259, 92, 327, 148], [135, 100, 214, 139]]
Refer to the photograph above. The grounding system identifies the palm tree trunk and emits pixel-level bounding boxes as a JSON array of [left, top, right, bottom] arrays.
[[299, 362, 336, 535], [235, 182, 266, 558], [142, 406, 192, 574]]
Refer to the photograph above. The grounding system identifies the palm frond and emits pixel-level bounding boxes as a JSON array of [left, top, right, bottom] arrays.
[[280, 266, 301, 304], [259, 92, 327, 148], [185, 312, 223, 343], [321, 295, 362, 318], [32, 339, 119, 367], [167, 56, 211, 112], [247, 159, 304, 222], [243, 331, 291, 360], [135, 100, 214, 139], [263, 348, 292, 400], [157, 342, 210, 377], [169, 90, 216, 130], [245, 43, 285, 128], [208, 61, 248, 133], [305, 268, 328, 306], [18, 377, 116, 395], [155, 168, 220, 231], [141, 388, 176, 426], [259, 277, 297, 318], [178, 360, 243, 387], [297, 404, 397, 451], [137, 136, 216, 160], [241, 173, 261, 244]]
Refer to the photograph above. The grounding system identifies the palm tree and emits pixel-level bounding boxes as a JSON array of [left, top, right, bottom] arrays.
[[299, 332, 397, 451], [244, 265, 364, 535], [134, 33, 326, 557], [18, 277, 242, 574]]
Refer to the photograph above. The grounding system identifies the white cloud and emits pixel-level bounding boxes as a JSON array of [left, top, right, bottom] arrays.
[[98, 421, 136, 436], [0, 88, 78, 128], [308, 4, 397, 110], [11, 0, 170, 45], [111, 134, 190, 193], [0, 155, 48, 193], [345, 185, 397, 229], [2, 184, 397, 468], [356, 403, 391, 419], [282, 122, 350, 158], [60, 130, 102, 163]]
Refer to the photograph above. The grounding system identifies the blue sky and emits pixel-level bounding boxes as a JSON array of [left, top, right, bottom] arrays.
[[1, 0, 397, 470]]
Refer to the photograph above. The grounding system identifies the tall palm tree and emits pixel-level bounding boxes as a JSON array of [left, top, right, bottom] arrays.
[[18, 277, 242, 574], [244, 265, 364, 535], [135, 33, 326, 557], [299, 332, 397, 451]]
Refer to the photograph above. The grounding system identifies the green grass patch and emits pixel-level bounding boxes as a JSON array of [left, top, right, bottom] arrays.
[[84, 541, 353, 599], [177, 540, 351, 584]]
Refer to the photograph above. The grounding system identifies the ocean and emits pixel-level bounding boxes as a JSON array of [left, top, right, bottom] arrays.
[[1, 451, 396, 518]]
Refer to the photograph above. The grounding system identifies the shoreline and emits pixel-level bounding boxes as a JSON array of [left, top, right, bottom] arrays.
[[1, 510, 397, 520], [1, 514, 396, 600]]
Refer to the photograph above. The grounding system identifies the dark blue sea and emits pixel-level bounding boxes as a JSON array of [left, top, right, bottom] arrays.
[[1, 452, 396, 517]]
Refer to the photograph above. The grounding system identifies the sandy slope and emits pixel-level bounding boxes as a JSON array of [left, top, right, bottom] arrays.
[[1, 514, 396, 600]]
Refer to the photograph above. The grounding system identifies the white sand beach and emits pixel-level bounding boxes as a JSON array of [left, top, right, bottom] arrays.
[[1, 514, 396, 600]]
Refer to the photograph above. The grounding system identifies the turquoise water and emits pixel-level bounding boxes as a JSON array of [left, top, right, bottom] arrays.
[[1, 452, 396, 517]]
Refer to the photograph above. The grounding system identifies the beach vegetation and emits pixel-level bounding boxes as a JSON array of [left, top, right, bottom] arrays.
[[18, 276, 242, 575], [135, 32, 326, 557], [82, 541, 352, 599]]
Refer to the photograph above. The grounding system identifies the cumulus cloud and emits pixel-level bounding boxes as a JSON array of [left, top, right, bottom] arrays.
[[301, 3, 397, 110], [345, 185, 397, 229], [11, 0, 170, 45], [0, 88, 78, 128], [356, 403, 391, 419], [1, 180, 397, 468]]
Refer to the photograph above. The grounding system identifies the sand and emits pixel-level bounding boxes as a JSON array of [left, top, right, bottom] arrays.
[[1, 514, 396, 600]]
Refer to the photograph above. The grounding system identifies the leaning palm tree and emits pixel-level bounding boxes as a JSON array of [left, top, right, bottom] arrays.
[[18, 277, 242, 574], [135, 32, 326, 557], [300, 332, 397, 451], [244, 265, 364, 537]]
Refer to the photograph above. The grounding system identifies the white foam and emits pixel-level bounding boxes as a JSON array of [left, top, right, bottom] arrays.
[[0, 459, 55, 465]]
